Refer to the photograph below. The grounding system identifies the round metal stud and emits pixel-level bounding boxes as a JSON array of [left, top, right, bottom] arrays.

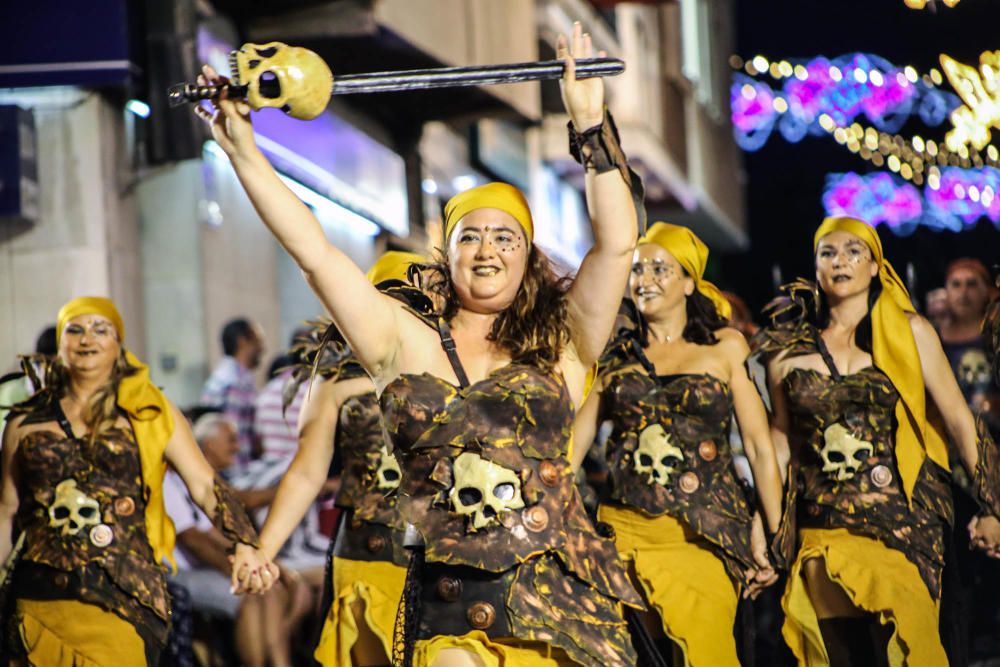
[[114, 496, 135, 517], [89, 524, 114, 548], [522, 506, 549, 532], [54, 573, 69, 589], [435, 576, 463, 602], [697, 440, 717, 462], [678, 471, 700, 494], [870, 464, 893, 489], [538, 460, 560, 487], [467, 602, 496, 630]]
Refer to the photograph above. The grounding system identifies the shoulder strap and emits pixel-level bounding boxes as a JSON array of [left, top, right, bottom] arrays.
[[813, 331, 843, 381], [436, 319, 470, 389], [52, 400, 76, 439]]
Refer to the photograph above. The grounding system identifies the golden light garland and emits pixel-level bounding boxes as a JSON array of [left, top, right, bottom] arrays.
[[904, 0, 961, 9], [940, 51, 1000, 152]]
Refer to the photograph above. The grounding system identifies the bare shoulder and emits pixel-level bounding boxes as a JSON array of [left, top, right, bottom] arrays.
[[715, 327, 752, 358], [1, 413, 27, 452], [906, 312, 941, 348]]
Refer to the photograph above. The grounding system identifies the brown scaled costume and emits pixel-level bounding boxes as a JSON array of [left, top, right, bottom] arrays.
[[1, 297, 259, 667]]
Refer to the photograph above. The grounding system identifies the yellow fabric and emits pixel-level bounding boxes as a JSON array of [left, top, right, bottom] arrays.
[[55, 296, 177, 570], [56, 297, 125, 346], [638, 222, 732, 320], [812, 217, 950, 503], [444, 182, 534, 242], [313, 556, 407, 667], [598, 504, 740, 667], [366, 251, 426, 285], [414, 631, 576, 667], [782, 528, 946, 667], [16, 598, 147, 667]]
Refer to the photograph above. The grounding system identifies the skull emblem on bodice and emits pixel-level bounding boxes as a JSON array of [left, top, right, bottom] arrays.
[[448, 452, 525, 531], [374, 443, 401, 491], [48, 479, 101, 536], [634, 423, 684, 486], [820, 423, 874, 482]]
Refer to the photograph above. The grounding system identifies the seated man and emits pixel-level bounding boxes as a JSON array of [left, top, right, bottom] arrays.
[[164, 412, 311, 667]]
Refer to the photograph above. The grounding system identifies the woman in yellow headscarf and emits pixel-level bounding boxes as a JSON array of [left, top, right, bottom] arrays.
[[0, 296, 272, 666], [212, 21, 646, 667], [573, 222, 787, 666], [753, 217, 1000, 665]]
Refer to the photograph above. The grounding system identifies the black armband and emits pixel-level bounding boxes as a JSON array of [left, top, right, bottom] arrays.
[[568, 108, 647, 234]]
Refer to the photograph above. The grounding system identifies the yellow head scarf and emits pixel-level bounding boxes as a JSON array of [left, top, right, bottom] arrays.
[[638, 222, 732, 319], [57, 297, 177, 570], [443, 182, 534, 242], [365, 250, 425, 285], [813, 217, 950, 502]]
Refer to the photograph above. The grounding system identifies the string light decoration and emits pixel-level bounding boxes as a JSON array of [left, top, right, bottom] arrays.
[[904, 0, 961, 8], [824, 168, 1000, 234], [940, 51, 1000, 151], [730, 52, 959, 152], [733, 51, 1000, 234]]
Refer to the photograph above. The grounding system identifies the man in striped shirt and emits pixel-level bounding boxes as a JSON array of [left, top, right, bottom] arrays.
[[200, 318, 264, 472]]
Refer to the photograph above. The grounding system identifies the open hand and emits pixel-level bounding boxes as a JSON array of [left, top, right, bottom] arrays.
[[556, 22, 606, 131]]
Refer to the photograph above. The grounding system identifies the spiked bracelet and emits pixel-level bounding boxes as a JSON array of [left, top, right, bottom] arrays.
[[211, 476, 260, 551], [567, 108, 647, 234]]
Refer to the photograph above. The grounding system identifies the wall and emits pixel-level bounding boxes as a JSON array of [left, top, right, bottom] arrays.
[[0, 91, 144, 370]]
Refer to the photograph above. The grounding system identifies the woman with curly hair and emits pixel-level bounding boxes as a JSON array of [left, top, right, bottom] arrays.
[[573, 222, 787, 666], [0, 297, 271, 666], [210, 23, 645, 667], [753, 217, 1000, 665]]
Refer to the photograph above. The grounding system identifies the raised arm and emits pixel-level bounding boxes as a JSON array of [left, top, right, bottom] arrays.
[[559, 27, 639, 368], [722, 331, 783, 534], [196, 67, 405, 381]]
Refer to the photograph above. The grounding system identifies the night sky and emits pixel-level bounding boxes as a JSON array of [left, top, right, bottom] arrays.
[[717, 0, 999, 315]]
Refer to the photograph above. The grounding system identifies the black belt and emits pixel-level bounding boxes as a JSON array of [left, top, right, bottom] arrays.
[[332, 515, 396, 562]]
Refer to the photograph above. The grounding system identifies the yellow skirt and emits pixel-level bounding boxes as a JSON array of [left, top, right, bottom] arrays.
[[782, 528, 947, 667], [414, 631, 576, 666], [598, 504, 740, 667], [15, 598, 147, 667], [313, 556, 408, 667]]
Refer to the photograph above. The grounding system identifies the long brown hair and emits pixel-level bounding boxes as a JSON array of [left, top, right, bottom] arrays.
[[47, 349, 139, 442], [425, 244, 573, 370]]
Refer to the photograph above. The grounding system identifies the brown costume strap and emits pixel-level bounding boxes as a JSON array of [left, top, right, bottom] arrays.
[[211, 477, 260, 550], [972, 416, 1000, 518], [567, 109, 647, 234]]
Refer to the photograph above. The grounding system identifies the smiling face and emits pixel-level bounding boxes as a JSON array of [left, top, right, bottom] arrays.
[[814, 231, 879, 301], [629, 243, 693, 321], [59, 314, 121, 378], [447, 208, 529, 314]]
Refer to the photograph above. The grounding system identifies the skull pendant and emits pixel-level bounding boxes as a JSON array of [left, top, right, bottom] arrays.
[[232, 42, 333, 120], [448, 452, 525, 532], [820, 423, 874, 482], [374, 443, 402, 491], [634, 424, 684, 486], [48, 479, 101, 536], [958, 349, 989, 388]]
